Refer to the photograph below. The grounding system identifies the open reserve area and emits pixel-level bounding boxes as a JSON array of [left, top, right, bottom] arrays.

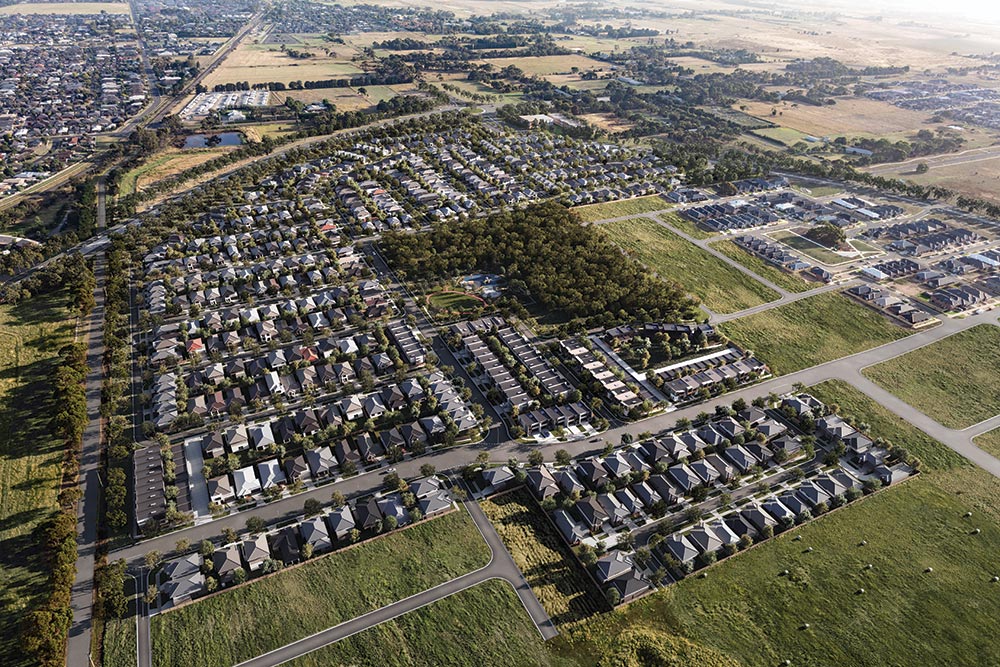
[[861, 324, 1000, 430], [718, 292, 914, 376], [600, 216, 780, 314], [0, 291, 76, 667], [151, 511, 490, 667], [200, 42, 365, 89]]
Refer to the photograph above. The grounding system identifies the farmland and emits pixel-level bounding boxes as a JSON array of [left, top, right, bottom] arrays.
[[0, 290, 76, 667], [861, 324, 1000, 429], [201, 42, 364, 88], [283, 580, 551, 667], [481, 54, 609, 77], [719, 292, 912, 375], [710, 240, 815, 293], [600, 217, 780, 314], [479, 490, 605, 626], [738, 98, 935, 138], [571, 195, 667, 223], [548, 380, 1000, 667], [0, 2, 130, 14], [151, 510, 490, 667]]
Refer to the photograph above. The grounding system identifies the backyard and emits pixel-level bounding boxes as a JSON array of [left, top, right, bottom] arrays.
[[601, 217, 780, 314], [0, 291, 75, 667], [861, 324, 1000, 429], [479, 489, 605, 626], [151, 510, 490, 667], [719, 292, 912, 375], [283, 580, 552, 667]]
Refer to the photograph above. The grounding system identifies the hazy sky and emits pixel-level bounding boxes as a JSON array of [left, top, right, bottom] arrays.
[[840, 0, 1000, 22]]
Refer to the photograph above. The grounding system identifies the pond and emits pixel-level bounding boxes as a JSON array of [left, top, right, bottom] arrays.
[[182, 132, 244, 149]]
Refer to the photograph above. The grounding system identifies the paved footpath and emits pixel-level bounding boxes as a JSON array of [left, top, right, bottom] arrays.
[[232, 498, 555, 667]]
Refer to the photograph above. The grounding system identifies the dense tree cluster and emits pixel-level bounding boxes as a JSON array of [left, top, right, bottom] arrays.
[[380, 201, 697, 326], [20, 341, 88, 667]]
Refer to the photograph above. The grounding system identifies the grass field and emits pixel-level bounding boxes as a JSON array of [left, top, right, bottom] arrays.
[[752, 126, 816, 146], [571, 195, 667, 223], [151, 510, 490, 667], [118, 148, 234, 196], [427, 290, 484, 313], [738, 97, 935, 138], [0, 290, 75, 667], [770, 229, 852, 265], [719, 292, 912, 375], [102, 615, 137, 667], [283, 580, 552, 667], [974, 428, 1000, 460], [480, 490, 605, 626], [0, 2, 129, 14], [202, 42, 364, 88], [658, 210, 715, 240], [861, 324, 1000, 429], [711, 240, 815, 293], [482, 54, 608, 76], [548, 379, 1000, 667], [601, 217, 780, 314]]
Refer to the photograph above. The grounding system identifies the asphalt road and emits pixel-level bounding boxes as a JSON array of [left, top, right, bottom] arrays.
[[230, 497, 554, 667], [66, 180, 108, 667]]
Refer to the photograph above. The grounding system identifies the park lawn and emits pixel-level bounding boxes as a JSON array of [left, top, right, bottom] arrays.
[[427, 290, 483, 312], [0, 290, 76, 667], [480, 489, 605, 626], [548, 379, 1000, 667], [861, 324, 1000, 429], [151, 510, 490, 667], [710, 240, 814, 293], [572, 195, 667, 223], [770, 229, 851, 265], [102, 615, 137, 667], [975, 428, 1000, 459], [601, 217, 780, 314], [719, 292, 911, 375], [283, 579, 552, 667], [658, 211, 715, 240]]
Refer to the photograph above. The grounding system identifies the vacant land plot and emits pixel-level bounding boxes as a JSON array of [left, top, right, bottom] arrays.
[[711, 240, 814, 293], [876, 151, 1000, 205], [480, 490, 604, 626], [738, 97, 934, 138], [102, 615, 137, 667], [119, 147, 235, 196], [658, 211, 715, 240], [577, 112, 634, 133], [549, 379, 1000, 667], [572, 195, 666, 223], [284, 580, 550, 667], [601, 217, 780, 314], [751, 126, 816, 146], [719, 292, 911, 375], [482, 54, 608, 76], [0, 2, 129, 14], [151, 510, 490, 667], [202, 42, 364, 88], [974, 428, 1000, 460], [770, 229, 851, 265], [862, 324, 1000, 429], [0, 291, 75, 667]]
